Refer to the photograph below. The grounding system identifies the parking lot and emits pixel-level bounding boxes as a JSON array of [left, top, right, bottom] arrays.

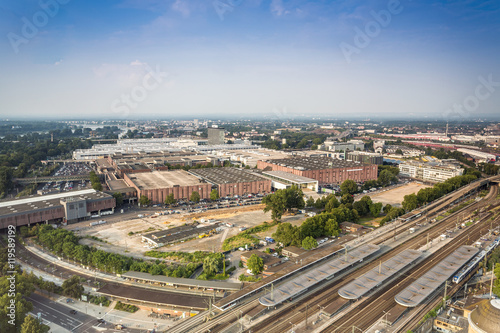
[[367, 181, 431, 207]]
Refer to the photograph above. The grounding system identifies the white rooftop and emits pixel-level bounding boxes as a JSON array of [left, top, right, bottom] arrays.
[[0, 189, 96, 208]]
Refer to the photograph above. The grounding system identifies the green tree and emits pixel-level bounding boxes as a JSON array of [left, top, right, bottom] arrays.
[[203, 255, 221, 276], [247, 254, 264, 275], [139, 195, 151, 206], [306, 196, 315, 207], [395, 148, 403, 155], [325, 218, 340, 237], [340, 179, 358, 195], [62, 275, 84, 299], [273, 222, 300, 246], [369, 202, 383, 217], [190, 191, 201, 203], [325, 196, 340, 212], [112, 192, 123, 207], [383, 204, 393, 214], [378, 169, 397, 186], [341, 194, 354, 205], [402, 193, 419, 211], [165, 193, 176, 205], [263, 191, 287, 222], [21, 315, 45, 333], [210, 189, 219, 201], [302, 236, 318, 250]]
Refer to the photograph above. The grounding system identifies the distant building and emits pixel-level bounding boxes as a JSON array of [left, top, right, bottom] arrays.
[[466, 299, 500, 333], [257, 156, 378, 185], [346, 151, 383, 165], [208, 127, 225, 145], [261, 170, 319, 192], [323, 139, 365, 152], [398, 161, 464, 182]]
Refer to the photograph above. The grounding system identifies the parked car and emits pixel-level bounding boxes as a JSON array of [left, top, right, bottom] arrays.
[[70, 310, 77, 315]]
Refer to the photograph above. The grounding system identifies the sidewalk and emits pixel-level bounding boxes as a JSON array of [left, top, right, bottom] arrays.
[[57, 297, 179, 331]]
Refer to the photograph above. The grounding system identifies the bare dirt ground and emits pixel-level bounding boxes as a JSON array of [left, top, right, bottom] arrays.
[[74, 205, 308, 257], [368, 182, 431, 207]]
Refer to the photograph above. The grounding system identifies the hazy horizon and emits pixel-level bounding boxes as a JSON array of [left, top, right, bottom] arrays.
[[1, 0, 499, 121]]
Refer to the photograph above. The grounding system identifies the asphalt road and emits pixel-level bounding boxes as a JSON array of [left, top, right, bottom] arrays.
[[28, 293, 154, 333], [28, 293, 101, 332]]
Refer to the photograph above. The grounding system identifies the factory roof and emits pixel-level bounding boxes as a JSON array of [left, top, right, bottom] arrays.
[[0, 189, 111, 216], [261, 170, 318, 184], [259, 244, 380, 307], [338, 249, 421, 300], [125, 170, 204, 189], [261, 157, 368, 170], [189, 168, 270, 185], [395, 246, 479, 307]]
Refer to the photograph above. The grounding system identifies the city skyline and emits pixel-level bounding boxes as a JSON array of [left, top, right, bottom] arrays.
[[1, 0, 499, 120]]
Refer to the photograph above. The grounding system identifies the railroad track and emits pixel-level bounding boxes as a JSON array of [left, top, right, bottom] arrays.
[[244, 185, 499, 333], [320, 212, 500, 333]]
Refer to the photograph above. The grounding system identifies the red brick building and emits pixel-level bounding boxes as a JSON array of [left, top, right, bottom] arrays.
[[124, 170, 212, 204], [189, 168, 271, 198], [257, 157, 377, 185]]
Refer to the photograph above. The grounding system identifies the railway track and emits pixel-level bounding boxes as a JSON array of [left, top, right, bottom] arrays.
[[244, 185, 499, 333], [320, 212, 500, 333]]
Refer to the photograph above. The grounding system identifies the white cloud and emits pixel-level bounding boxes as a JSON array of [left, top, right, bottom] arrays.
[[93, 61, 152, 87], [270, 0, 289, 17], [172, 0, 190, 17], [54, 59, 63, 66]]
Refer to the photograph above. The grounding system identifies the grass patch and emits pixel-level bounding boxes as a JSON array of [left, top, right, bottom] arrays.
[[144, 250, 217, 263], [114, 301, 139, 313], [128, 227, 156, 236], [222, 234, 259, 251]]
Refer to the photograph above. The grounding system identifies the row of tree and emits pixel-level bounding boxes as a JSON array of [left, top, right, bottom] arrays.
[[402, 172, 479, 212], [25, 224, 199, 278]]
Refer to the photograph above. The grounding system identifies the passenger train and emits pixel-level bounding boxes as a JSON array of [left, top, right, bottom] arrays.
[[452, 235, 500, 283]]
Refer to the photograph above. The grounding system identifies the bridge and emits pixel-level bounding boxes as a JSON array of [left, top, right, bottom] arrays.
[[14, 174, 91, 185]]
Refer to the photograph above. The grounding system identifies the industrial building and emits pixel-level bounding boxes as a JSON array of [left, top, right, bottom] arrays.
[[398, 160, 464, 182], [456, 148, 497, 163], [346, 151, 383, 165], [189, 168, 271, 197], [0, 189, 115, 229], [124, 170, 212, 204], [141, 223, 220, 247], [208, 127, 225, 145], [261, 170, 318, 191], [323, 139, 365, 152], [466, 299, 500, 333], [256, 156, 378, 185]]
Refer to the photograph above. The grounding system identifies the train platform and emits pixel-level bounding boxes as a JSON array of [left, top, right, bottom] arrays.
[[322, 297, 350, 317], [259, 244, 380, 307], [395, 245, 479, 307], [338, 249, 421, 300]]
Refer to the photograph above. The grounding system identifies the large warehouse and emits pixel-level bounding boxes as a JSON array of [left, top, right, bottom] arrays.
[[189, 168, 271, 197], [256, 157, 377, 185], [124, 170, 212, 204], [0, 189, 115, 229]]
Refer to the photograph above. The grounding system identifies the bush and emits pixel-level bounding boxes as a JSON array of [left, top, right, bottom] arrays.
[[114, 301, 139, 313], [238, 274, 261, 282], [88, 295, 110, 307]]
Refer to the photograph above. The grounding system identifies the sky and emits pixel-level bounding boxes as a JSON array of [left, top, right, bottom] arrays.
[[0, 0, 499, 121]]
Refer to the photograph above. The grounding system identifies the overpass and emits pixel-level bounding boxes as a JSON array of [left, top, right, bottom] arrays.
[[14, 174, 91, 185]]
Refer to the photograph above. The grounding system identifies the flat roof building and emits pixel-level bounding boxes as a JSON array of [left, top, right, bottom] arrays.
[[124, 170, 212, 204], [257, 157, 377, 185], [0, 189, 115, 229], [347, 151, 383, 165], [398, 160, 464, 183], [189, 168, 271, 197], [261, 170, 319, 192]]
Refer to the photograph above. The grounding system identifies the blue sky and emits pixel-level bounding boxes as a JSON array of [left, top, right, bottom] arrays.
[[0, 0, 499, 120]]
